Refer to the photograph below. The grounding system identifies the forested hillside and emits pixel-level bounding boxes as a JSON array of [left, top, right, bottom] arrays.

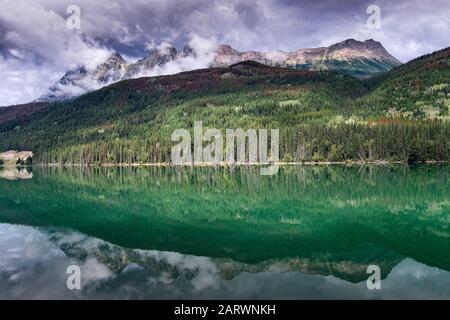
[[356, 46, 450, 118], [1, 47, 450, 165]]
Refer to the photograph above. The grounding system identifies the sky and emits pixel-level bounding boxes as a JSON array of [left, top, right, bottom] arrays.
[[0, 0, 450, 106]]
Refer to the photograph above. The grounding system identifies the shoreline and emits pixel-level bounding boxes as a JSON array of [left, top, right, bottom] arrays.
[[12, 160, 449, 168]]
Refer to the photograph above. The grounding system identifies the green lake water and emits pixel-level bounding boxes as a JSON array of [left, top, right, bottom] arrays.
[[0, 165, 449, 299]]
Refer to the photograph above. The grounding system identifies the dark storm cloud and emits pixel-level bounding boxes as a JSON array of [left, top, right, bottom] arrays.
[[0, 0, 449, 105], [234, 1, 265, 30]]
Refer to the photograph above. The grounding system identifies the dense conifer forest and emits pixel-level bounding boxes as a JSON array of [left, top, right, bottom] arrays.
[[1, 47, 449, 165]]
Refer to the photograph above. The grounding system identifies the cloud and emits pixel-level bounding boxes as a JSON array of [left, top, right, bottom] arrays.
[[133, 35, 218, 78], [2, 223, 450, 299], [0, 56, 54, 106], [0, 0, 450, 105]]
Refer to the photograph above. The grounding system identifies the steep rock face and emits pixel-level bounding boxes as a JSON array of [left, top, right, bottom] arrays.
[[34, 39, 401, 103], [92, 52, 127, 83], [36, 44, 202, 102], [181, 44, 197, 58], [124, 45, 178, 79], [37, 66, 89, 102], [37, 52, 127, 102], [124, 44, 198, 78], [214, 39, 401, 76], [214, 44, 288, 66]]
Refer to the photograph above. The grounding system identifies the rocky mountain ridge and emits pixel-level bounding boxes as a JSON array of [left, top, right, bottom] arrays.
[[214, 39, 401, 76], [36, 39, 401, 102]]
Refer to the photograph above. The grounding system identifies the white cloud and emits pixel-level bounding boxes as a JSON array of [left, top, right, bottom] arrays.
[[132, 36, 218, 78], [0, 0, 449, 105], [0, 56, 54, 106]]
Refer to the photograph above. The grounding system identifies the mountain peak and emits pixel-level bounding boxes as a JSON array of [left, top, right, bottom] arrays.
[[124, 44, 178, 79], [213, 39, 401, 77], [36, 53, 127, 102], [216, 44, 239, 55], [330, 38, 383, 50], [153, 44, 177, 57], [36, 39, 403, 103], [92, 52, 127, 84], [181, 44, 196, 58], [326, 38, 400, 64], [107, 52, 127, 64]]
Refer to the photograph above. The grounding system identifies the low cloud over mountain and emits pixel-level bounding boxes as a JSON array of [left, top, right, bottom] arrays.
[[1, 0, 450, 105], [36, 38, 401, 102]]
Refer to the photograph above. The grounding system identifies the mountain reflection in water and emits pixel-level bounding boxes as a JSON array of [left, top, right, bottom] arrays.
[[0, 165, 449, 299], [0, 224, 449, 299]]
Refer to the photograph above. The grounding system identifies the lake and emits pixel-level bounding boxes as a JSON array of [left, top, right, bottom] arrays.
[[0, 165, 449, 299]]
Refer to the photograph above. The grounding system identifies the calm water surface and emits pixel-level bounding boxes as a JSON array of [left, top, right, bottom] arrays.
[[0, 165, 449, 299]]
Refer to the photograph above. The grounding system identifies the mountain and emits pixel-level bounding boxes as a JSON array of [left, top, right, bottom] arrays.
[[33, 39, 400, 103], [37, 52, 127, 102], [91, 52, 128, 83], [123, 44, 178, 79], [214, 39, 401, 77], [37, 45, 198, 102], [36, 66, 90, 102], [123, 44, 198, 79], [1, 44, 449, 165]]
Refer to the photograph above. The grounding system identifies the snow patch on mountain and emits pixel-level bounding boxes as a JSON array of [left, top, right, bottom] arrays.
[[37, 37, 218, 102]]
